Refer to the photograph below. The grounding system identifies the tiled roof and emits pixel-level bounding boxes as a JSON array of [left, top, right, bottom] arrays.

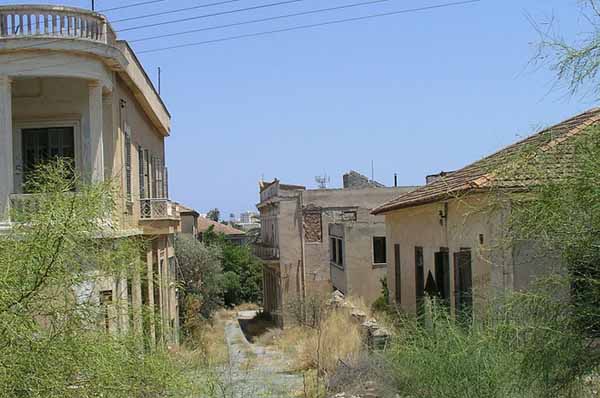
[[372, 108, 600, 214], [197, 217, 246, 236]]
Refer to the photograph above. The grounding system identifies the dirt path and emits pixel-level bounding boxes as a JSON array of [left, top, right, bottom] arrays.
[[221, 310, 304, 398]]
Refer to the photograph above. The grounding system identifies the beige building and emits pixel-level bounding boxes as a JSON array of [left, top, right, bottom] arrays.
[[0, 5, 181, 346], [197, 216, 247, 245], [372, 109, 600, 317], [255, 172, 416, 325]]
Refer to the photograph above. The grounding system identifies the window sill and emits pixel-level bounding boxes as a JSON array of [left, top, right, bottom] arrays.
[[330, 262, 345, 271], [372, 263, 387, 269]]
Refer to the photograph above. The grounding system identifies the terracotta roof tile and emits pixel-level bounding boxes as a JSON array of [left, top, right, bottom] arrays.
[[373, 108, 600, 214], [197, 217, 246, 236]]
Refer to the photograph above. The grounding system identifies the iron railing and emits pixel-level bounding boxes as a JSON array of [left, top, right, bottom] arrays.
[[252, 243, 280, 260], [139, 198, 178, 220]]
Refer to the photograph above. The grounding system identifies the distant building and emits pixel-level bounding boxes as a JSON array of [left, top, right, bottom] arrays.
[[177, 204, 199, 237], [240, 211, 260, 224], [254, 172, 418, 326], [197, 216, 247, 245]]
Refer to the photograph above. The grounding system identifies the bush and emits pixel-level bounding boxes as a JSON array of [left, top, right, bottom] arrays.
[[386, 289, 594, 398], [0, 160, 206, 397], [175, 234, 224, 319]]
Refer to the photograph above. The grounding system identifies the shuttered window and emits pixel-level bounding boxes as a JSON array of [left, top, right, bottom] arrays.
[[124, 126, 132, 200], [138, 145, 145, 199]]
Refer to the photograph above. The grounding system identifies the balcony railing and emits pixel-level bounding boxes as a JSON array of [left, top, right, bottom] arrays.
[[253, 243, 280, 261], [139, 198, 179, 221], [9, 194, 41, 218], [0, 5, 115, 44]]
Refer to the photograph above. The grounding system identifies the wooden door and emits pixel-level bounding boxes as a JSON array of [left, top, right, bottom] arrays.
[[435, 249, 450, 304], [453, 250, 473, 318], [394, 244, 401, 304]]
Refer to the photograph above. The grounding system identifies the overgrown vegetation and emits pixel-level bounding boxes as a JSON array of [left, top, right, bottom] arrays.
[[0, 161, 213, 397], [201, 227, 263, 307], [380, 126, 600, 397]]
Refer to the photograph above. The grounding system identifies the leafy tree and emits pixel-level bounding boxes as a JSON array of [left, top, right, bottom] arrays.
[[175, 234, 224, 321], [206, 208, 220, 222], [533, 0, 600, 98], [201, 227, 262, 307], [0, 160, 202, 397]]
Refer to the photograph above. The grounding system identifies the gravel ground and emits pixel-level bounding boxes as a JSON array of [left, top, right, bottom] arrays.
[[221, 310, 304, 398]]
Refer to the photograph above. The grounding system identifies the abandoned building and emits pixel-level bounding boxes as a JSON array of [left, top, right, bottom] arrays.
[[255, 172, 416, 325], [372, 108, 600, 317], [0, 5, 180, 346], [197, 216, 247, 245]]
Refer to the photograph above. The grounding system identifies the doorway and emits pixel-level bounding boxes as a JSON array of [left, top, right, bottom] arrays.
[[454, 249, 473, 318], [434, 248, 450, 304]]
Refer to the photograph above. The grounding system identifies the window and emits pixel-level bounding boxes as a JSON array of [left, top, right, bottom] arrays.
[[138, 145, 145, 198], [164, 166, 169, 198], [22, 127, 75, 190], [124, 126, 132, 200], [144, 149, 151, 198], [330, 237, 344, 267], [373, 237, 387, 264]]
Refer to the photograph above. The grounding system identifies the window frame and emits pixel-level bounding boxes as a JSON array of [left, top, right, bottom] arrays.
[[372, 236, 387, 265], [329, 236, 344, 269]]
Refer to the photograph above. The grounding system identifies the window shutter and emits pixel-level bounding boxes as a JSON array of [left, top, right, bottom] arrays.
[[144, 149, 150, 198], [164, 167, 169, 199], [124, 126, 132, 200], [138, 146, 145, 199]]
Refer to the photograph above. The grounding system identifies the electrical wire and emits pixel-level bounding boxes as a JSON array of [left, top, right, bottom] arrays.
[[99, 0, 169, 13], [136, 0, 481, 54], [111, 0, 249, 23], [116, 0, 306, 32], [129, 0, 400, 43]]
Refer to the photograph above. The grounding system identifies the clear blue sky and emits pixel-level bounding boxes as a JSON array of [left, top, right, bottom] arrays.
[[5, 0, 596, 217]]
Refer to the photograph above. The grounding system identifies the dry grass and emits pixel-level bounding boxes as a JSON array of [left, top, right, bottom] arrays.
[[266, 306, 364, 375], [300, 309, 363, 373]]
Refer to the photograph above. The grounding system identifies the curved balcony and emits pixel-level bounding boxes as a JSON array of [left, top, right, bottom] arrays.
[[0, 5, 115, 44]]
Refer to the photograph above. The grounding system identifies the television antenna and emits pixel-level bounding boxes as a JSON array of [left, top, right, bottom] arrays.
[[315, 174, 330, 189]]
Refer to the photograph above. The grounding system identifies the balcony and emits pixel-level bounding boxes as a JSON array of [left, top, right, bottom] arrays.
[[139, 198, 179, 221], [0, 5, 115, 44], [253, 243, 280, 261]]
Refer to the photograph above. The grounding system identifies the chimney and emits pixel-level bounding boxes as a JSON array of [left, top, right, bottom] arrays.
[[394, 173, 398, 187]]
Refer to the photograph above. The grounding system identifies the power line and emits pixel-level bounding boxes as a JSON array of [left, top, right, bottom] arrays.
[[129, 0, 400, 43], [112, 0, 249, 23], [0, 0, 480, 69], [136, 0, 481, 54], [116, 0, 306, 32], [99, 0, 169, 13]]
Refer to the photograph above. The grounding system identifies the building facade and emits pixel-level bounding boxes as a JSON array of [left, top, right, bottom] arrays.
[[373, 109, 600, 317], [255, 173, 416, 326], [0, 5, 180, 346]]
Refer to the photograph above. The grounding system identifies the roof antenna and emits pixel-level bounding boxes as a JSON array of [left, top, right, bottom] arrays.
[[371, 160, 374, 183], [315, 173, 330, 189], [158, 67, 161, 95]]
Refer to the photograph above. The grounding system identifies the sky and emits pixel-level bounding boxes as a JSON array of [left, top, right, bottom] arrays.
[[4, 0, 597, 218]]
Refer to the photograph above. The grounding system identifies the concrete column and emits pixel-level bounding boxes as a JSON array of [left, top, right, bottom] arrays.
[[88, 81, 104, 183], [146, 248, 156, 347], [0, 76, 13, 222], [132, 264, 143, 338]]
